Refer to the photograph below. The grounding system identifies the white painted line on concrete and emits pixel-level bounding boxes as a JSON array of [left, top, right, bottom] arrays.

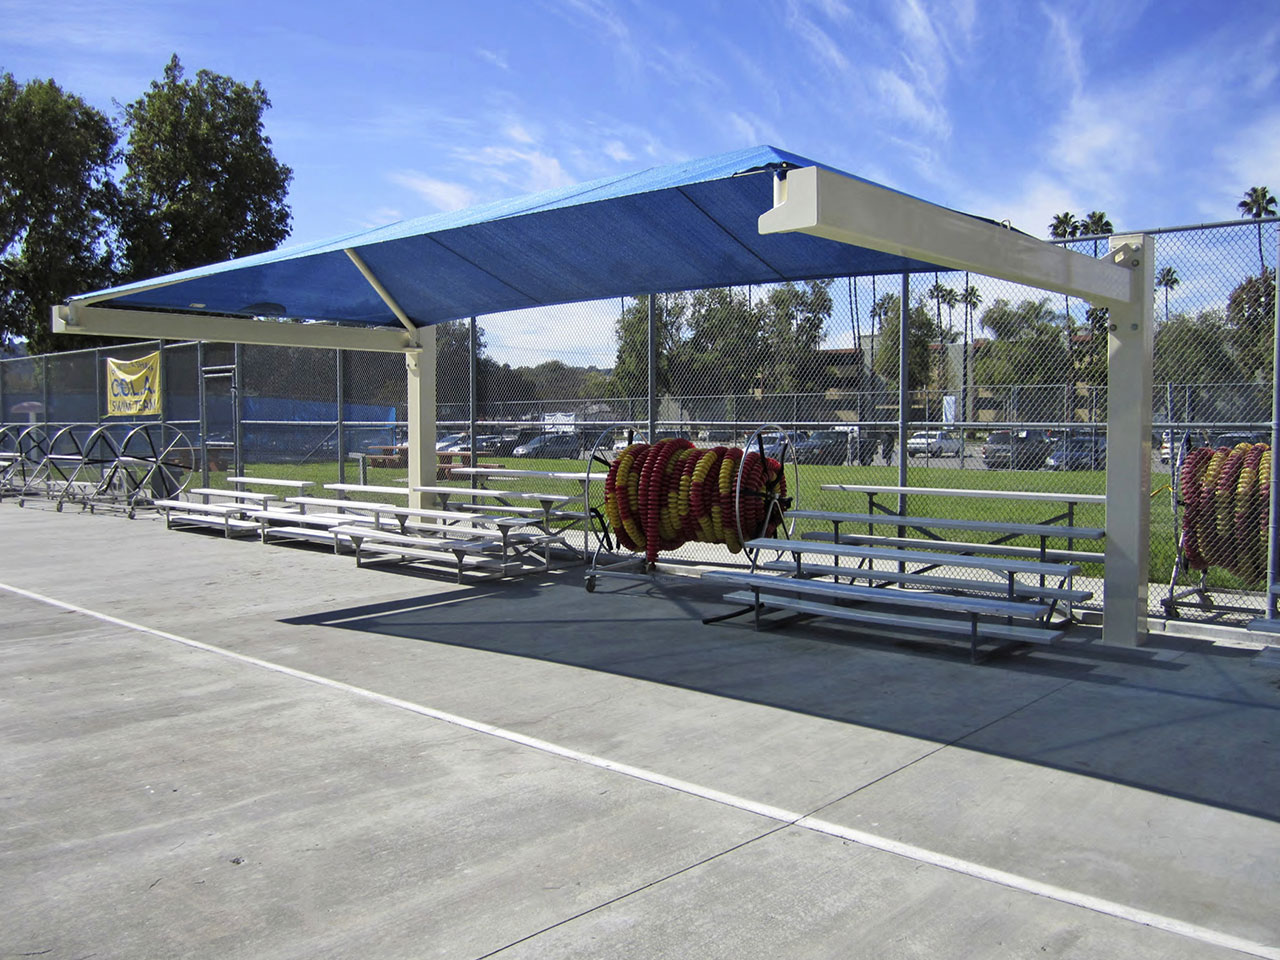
[[5, 579, 1277, 960]]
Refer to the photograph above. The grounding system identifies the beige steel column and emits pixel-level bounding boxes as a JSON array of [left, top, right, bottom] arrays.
[[406, 324, 437, 511], [1103, 234, 1155, 645]]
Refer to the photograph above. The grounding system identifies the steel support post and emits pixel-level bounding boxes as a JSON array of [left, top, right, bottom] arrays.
[[406, 325, 437, 511], [336, 349, 346, 484], [232, 343, 244, 478], [197, 342, 209, 488], [898, 271, 909, 516], [1268, 229, 1280, 617], [1103, 235, 1155, 645], [647, 295, 657, 441], [469, 317, 478, 489]]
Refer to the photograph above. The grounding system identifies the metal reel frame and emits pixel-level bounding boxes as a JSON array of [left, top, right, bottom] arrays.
[[735, 423, 799, 565]]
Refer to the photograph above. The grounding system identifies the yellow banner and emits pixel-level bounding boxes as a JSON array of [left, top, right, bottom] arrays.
[[106, 352, 162, 417]]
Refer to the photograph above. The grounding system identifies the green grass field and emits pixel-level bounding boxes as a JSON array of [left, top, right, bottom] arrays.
[[198, 456, 1258, 591]]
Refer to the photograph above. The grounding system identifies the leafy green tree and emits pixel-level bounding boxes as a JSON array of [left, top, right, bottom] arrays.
[[872, 293, 933, 388], [974, 298, 1071, 387], [611, 293, 684, 398], [1156, 266, 1179, 323], [757, 280, 832, 393], [671, 286, 759, 396], [0, 73, 120, 351], [1238, 186, 1276, 275], [1227, 268, 1275, 381], [1153, 310, 1242, 386], [119, 54, 292, 279]]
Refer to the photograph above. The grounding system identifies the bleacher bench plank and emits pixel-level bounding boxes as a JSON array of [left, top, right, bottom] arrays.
[[705, 570, 1049, 619], [750, 537, 1080, 578], [786, 508, 1104, 540], [799, 530, 1103, 565], [721, 591, 1065, 647], [227, 476, 314, 489], [757, 560, 1093, 603]]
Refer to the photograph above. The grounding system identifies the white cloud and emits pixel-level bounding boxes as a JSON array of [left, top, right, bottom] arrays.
[[603, 140, 633, 163], [458, 145, 577, 193], [387, 172, 477, 212], [872, 69, 950, 140], [505, 123, 537, 144], [475, 47, 509, 71]]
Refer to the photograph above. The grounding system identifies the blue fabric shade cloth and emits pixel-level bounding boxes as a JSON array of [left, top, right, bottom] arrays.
[[70, 145, 979, 330]]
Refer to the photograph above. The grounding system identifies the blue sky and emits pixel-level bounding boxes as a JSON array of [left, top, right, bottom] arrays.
[[4, 0, 1276, 243], [2, 0, 1277, 363]]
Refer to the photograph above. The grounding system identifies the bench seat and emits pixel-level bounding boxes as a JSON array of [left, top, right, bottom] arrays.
[[720, 590, 1065, 651], [750, 537, 1080, 578], [330, 524, 511, 582], [757, 560, 1093, 603], [786, 508, 1104, 540], [799, 530, 1103, 565], [706, 569, 1049, 619], [226, 476, 314, 489], [189, 488, 279, 503]]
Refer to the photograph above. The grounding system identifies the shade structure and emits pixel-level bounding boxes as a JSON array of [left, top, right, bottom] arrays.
[[66, 145, 985, 331]]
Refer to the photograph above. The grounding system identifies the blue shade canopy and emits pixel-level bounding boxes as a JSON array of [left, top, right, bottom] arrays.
[[70, 145, 976, 330]]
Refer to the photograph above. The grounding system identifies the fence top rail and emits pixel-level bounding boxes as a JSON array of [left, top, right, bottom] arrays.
[[820, 483, 1106, 504]]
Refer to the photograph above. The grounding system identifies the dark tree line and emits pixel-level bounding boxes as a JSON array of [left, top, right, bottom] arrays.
[[1, 55, 292, 353]]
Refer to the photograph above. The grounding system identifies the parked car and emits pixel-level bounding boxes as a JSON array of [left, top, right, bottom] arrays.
[[982, 430, 1052, 470], [435, 432, 469, 451], [511, 432, 581, 459], [906, 430, 963, 458], [760, 431, 808, 460], [793, 430, 850, 465], [1208, 430, 1268, 448], [1046, 435, 1107, 470]]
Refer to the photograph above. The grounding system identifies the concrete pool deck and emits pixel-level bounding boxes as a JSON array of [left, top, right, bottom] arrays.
[[2, 503, 1278, 959]]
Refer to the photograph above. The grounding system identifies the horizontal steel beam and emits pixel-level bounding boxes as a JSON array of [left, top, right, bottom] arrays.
[[52, 304, 417, 353], [758, 166, 1136, 307]]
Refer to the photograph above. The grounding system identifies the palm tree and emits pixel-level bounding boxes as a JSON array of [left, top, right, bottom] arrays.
[[1238, 186, 1276, 275], [960, 283, 981, 424], [1049, 212, 1079, 240], [1080, 211, 1113, 239], [1156, 266, 1179, 323]]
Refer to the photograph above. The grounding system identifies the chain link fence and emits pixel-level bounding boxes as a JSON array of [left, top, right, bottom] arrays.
[[4, 218, 1276, 620]]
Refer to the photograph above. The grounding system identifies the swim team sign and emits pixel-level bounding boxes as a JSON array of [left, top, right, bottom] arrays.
[[105, 352, 162, 417]]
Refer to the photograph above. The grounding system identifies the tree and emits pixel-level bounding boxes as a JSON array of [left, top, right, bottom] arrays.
[[1227, 268, 1276, 382], [672, 286, 759, 396], [1049, 212, 1079, 239], [960, 283, 981, 422], [1156, 266, 1179, 323], [1079, 211, 1113, 238], [1237, 186, 1276, 276], [974, 298, 1071, 389], [756, 280, 832, 393], [0, 73, 120, 351], [872, 294, 933, 389], [611, 293, 684, 398], [1153, 310, 1241, 386], [119, 54, 292, 280]]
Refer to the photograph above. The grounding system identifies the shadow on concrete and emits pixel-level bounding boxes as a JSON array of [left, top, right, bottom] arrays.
[[283, 568, 1280, 822]]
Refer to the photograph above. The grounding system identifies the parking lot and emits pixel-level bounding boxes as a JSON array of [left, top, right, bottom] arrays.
[[3, 503, 1279, 958]]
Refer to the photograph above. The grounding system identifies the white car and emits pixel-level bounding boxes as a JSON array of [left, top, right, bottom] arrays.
[[906, 430, 963, 457]]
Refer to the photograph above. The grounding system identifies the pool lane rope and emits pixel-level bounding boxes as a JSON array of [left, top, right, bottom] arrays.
[[603, 438, 789, 564], [1178, 441, 1271, 582]]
